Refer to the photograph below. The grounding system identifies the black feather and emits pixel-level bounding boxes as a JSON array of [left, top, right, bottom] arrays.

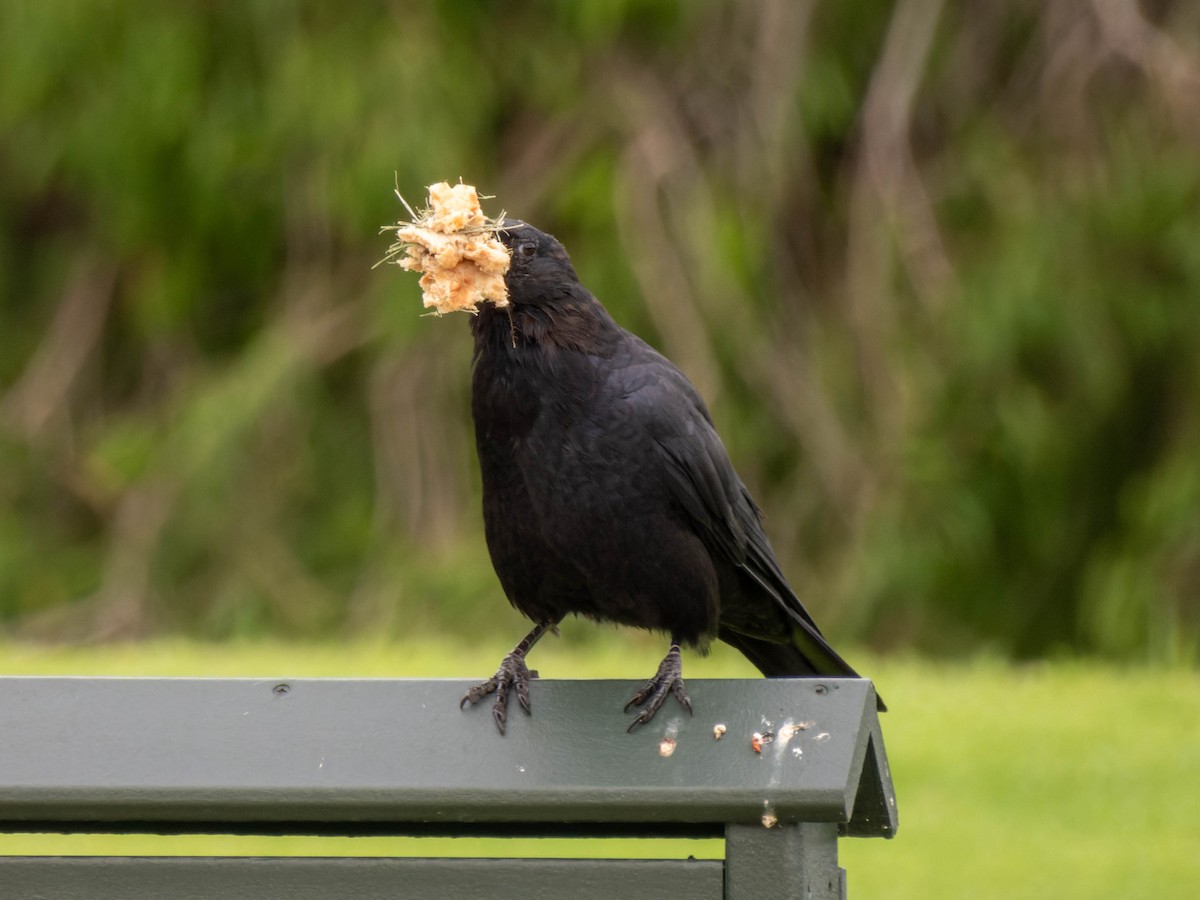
[[466, 221, 884, 722]]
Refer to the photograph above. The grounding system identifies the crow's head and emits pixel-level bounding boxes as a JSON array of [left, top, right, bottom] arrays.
[[497, 220, 581, 307]]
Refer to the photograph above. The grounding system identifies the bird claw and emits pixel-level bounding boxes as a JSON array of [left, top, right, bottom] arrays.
[[625, 643, 692, 732], [461, 652, 536, 735]]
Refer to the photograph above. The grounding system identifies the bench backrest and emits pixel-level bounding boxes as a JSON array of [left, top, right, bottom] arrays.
[[0, 676, 896, 899]]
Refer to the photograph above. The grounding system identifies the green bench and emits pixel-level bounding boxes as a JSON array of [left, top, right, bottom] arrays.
[[0, 676, 896, 899]]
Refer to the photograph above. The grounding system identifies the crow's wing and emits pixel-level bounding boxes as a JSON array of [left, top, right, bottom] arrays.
[[614, 336, 863, 679]]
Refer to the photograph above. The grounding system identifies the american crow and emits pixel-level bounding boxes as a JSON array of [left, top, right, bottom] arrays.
[[460, 220, 883, 733]]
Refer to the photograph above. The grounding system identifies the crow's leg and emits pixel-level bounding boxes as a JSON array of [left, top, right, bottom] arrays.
[[624, 638, 692, 732], [460, 620, 556, 735]]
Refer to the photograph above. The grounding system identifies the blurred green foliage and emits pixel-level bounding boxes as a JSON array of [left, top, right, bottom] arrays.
[[1, 0, 1198, 661]]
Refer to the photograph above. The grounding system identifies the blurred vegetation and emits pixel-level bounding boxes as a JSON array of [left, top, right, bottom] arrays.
[[1, 0, 1198, 661]]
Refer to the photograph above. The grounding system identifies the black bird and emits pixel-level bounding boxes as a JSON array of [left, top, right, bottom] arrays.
[[460, 221, 883, 733]]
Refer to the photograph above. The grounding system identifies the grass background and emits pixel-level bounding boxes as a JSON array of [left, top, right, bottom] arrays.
[[2, 635, 1197, 899]]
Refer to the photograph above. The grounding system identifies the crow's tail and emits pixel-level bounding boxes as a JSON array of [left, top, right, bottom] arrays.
[[718, 627, 887, 712]]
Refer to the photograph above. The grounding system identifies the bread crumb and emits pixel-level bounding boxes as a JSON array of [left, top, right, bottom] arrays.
[[383, 181, 509, 314], [761, 800, 778, 829]]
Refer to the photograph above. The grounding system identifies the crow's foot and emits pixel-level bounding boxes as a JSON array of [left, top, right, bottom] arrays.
[[460, 620, 555, 735], [625, 640, 692, 732], [460, 652, 536, 736]]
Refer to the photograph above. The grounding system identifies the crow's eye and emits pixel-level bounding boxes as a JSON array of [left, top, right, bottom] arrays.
[[516, 240, 537, 259]]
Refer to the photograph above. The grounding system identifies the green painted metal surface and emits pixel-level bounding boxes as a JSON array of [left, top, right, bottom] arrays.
[[0, 677, 894, 837], [727, 823, 845, 900], [0, 856, 724, 900], [0, 677, 896, 898]]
